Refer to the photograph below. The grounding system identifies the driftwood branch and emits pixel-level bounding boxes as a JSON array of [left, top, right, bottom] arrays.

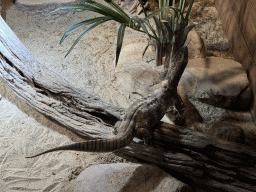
[[0, 16, 256, 191], [120, 123, 256, 192], [0, 16, 124, 139]]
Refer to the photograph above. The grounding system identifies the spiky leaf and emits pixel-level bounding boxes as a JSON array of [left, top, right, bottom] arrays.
[[52, 4, 125, 23], [143, 19, 157, 39], [185, 0, 194, 21], [142, 43, 149, 57], [137, 0, 148, 17], [115, 23, 126, 66], [183, 23, 196, 36], [153, 16, 164, 43], [82, 0, 128, 21], [145, 7, 170, 20], [132, 16, 151, 39], [102, 0, 130, 23], [64, 17, 112, 57], [163, 21, 174, 42], [60, 16, 108, 44]]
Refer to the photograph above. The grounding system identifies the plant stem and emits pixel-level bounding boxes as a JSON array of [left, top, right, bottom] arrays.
[[156, 42, 163, 66]]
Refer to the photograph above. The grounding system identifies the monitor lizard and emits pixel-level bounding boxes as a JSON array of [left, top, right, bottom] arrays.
[[26, 44, 189, 158]]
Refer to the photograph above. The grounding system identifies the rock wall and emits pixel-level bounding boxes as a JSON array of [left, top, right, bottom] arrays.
[[214, 0, 256, 124]]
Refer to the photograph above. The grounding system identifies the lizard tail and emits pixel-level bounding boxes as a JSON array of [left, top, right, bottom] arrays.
[[25, 130, 135, 158]]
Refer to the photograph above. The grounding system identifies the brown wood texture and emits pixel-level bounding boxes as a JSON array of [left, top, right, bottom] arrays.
[[0, 15, 256, 191], [120, 122, 256, 192], [120, 123, 256, 192], [214, 0, 256, 123]]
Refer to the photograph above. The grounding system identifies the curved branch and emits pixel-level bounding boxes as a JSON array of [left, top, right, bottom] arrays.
[[0, 16, 124, 139]]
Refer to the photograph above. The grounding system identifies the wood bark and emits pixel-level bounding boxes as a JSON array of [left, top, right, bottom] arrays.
[[0, 16, 255, 191], [0, 16, 124, 140], [120, 123, 256, 191]]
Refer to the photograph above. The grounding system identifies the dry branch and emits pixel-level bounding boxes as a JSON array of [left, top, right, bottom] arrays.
[[0, 16, 124, 139], [120, 123, 256, 191], [0, 16, 256, 192]]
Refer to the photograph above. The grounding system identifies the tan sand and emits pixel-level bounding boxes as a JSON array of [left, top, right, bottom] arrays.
[[0, 2, 143, 191]]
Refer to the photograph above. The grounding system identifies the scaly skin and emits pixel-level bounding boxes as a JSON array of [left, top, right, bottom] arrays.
[[25, 45, 188, 158]]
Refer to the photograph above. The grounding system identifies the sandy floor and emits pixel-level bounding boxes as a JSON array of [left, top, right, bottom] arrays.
[[0, 2, 144, 191]]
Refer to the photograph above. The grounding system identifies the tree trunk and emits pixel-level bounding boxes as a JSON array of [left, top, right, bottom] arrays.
[[0, 16, 255, 192]]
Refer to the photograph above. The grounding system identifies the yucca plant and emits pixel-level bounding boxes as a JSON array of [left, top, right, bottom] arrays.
[[52, 0, 195, 68]]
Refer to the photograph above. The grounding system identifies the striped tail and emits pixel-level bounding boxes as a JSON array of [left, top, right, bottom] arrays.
[[25, 129, 135, 158]]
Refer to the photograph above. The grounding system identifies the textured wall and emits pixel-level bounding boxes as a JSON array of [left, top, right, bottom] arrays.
[[215, 0, 256, 123]]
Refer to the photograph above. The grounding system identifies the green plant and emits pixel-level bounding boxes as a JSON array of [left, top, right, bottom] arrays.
[[150, 0, 195, 67], [52, 0, 195, 67]]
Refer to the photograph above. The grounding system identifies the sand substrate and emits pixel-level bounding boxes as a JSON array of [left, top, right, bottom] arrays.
[[0, 3, 144, 191]]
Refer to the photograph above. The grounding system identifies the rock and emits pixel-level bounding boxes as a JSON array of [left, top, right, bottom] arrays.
[[186, 56, 243, 69], [71, 163, 192, 192], [114, 37, 208, 104], [115, 54, 250, 124], [215, 0, 256, 125], [192, 4, 230, 51], [114, 59, 163, 108], [178, 57, 250, 124], [206, 121, 246, 143], [115, 43, 155, 65], [187, 29, 207, 59], [180, 68, 248, 100], [183, 57, 248, 100], [114, 43, 163, 108]]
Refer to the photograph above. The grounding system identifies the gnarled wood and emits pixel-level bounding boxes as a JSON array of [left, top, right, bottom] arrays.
[[120, 122, 256, 192], [0, 16, 255, 192], [0, 16, 124, 139]]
